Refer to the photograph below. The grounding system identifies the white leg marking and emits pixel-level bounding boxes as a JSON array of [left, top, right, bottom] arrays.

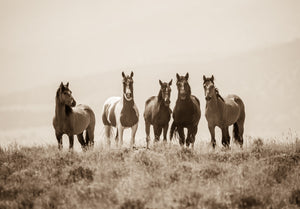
[[131, 123, 138, 148]]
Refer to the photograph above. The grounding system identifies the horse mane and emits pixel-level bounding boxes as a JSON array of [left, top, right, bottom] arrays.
[[56, 88, 60, 100], [65, 105, 73, 116], [158, 89, 163, 101], [215, 88, 225, 102], [186, 83, 191, 97], [55, 87, 73, 116]]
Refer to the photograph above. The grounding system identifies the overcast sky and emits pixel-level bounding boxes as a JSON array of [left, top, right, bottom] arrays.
[[0, 0, 300, 94]]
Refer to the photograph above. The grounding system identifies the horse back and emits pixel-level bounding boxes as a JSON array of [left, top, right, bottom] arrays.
[[144, 96, 157, 123], [223, 95, 245, 124], [102, 97, 120, 127]]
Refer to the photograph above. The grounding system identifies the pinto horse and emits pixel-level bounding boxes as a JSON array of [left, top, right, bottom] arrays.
[[203, 75, 245, 148], [170, 73, 201, 148], [53, 82, 95, 151], [102, 71, 139, 148], [144, 79, 172, 149]]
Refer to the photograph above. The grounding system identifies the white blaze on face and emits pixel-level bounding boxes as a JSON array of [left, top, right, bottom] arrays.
[[124, 82, 133, 101]]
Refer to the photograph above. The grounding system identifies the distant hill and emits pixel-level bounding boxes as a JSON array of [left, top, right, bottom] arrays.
[[0, 39, 299, 138]]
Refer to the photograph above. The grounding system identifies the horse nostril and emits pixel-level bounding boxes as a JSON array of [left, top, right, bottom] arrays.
[[72, 100, 76, 106]]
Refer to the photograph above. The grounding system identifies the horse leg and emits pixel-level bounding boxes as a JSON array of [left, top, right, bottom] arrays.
[[86, 127, 95, 148], [145, 122, 151, 149], [117, 126, 124, 148], [221, 127, 230, 148], [115, 129, 119, 146], [130, 123, 138, 149], [104, 125, 111, 147], [177, 127, 185, 146], [208, 125, 216, 148], [77, 133, 86, 150], [163, 123, 169, 142], [55, 132, 63, 150], [68, 135, 74, 151], [153, 125, 162, 142], [187, 126, 197, 149]]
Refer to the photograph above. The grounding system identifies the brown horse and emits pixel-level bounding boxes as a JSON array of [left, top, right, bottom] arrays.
[[170, 73, 201, 148], [203, 75, 245, 148], [144, 79, 172, 149], [53, 82, 96, 151]]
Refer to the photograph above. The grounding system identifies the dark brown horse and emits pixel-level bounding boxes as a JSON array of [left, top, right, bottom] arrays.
[[53, 82, 96, 151], [102, 71, 139, 148], [203, 75, 245, 148], [170, 73, 201, 148], [144, 79, 172, 149]]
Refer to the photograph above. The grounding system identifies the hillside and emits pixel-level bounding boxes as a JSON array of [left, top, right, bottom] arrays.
[[0, 140, 300, 209]]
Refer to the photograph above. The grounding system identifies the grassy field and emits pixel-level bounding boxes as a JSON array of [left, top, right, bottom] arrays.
[[0, 138, 300, 209]]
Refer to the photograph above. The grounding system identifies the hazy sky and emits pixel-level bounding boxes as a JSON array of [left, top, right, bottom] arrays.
[[0, 0, 300, 94]]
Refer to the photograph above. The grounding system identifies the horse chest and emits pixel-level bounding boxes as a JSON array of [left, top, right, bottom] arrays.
[[153, 108, 171, 125], [173, 102, 194, 123], [54, 117, 73, 135], [120, 107, 138, 127]]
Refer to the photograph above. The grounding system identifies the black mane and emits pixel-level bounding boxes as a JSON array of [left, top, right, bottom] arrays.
[[215, 88, 225, 102]]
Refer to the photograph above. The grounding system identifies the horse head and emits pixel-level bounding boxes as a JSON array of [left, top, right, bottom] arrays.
[[203, 75, 224, 102], [122, 71, 134, 101], [176, 73, 190, 100], [56, 82, 76, 107], [159, 79, 172, 106]]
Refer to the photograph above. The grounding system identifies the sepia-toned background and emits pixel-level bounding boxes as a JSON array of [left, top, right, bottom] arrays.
[[0, 0, 299, 148]]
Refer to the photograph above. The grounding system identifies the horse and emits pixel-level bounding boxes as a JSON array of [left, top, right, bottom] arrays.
[[53, 82, 96, 151], [203, 75, 245, 148], [170, 73, 201, 148], [144, 79, 173, 149], [102, 71, 139, 148]]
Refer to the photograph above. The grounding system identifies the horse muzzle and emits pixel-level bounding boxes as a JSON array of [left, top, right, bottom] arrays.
[[124, 93, 133, 101], [71, 100, 76, 107], [164, 99, 171, 106], [205, 96, 211, 101]]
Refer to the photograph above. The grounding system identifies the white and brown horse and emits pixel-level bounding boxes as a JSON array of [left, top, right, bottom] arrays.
[[102, 71, 139, 148], [203, 75, 245, 148], [53, 82, 95, 151]]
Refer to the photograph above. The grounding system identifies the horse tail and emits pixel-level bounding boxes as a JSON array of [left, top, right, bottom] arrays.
[[233, 96, 245, 146], [170, 122, 177, 140]]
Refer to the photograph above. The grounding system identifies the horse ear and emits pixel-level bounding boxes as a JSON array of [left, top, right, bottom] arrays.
[[122, 71, 125, 78], [130, 71, 134, 78], [176, 73, 180, 80], [169, 79, 173, 86], [203, 75, 206, 81], [211, 75, 214, 82], [66, 82, 69, 88], [60, 82, 64, 87], [185, 72, 189, 80], [159, 80, 163, 86]]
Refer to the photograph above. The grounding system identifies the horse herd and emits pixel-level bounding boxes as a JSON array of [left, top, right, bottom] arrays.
[[53, 72, 245, 151]]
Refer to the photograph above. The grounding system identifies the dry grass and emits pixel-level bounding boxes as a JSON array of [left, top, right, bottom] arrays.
[[0, 138, 300, 209]]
